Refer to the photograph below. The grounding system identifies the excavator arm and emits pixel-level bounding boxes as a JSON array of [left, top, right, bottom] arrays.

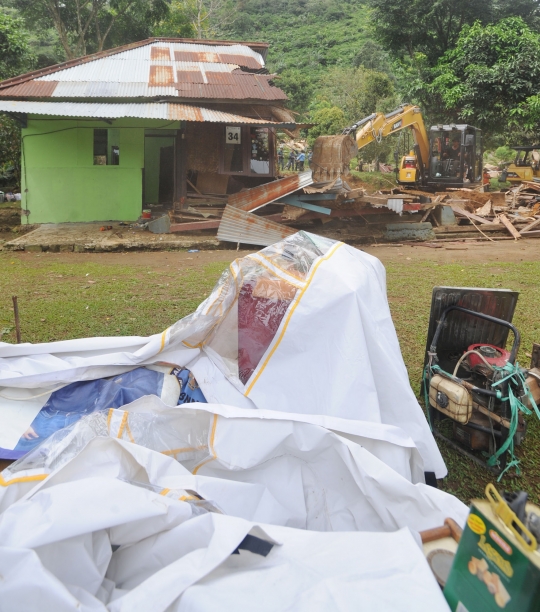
[[347, 104, 430, 174]]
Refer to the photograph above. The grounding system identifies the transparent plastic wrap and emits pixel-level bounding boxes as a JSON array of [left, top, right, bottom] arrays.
[[175, 231, 337, 385], [0, 407, 213, 495]]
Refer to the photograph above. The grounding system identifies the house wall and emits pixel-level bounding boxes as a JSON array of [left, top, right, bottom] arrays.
[[21, 117, 181, 224]]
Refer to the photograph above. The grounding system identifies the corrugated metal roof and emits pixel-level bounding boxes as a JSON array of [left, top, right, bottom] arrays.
[[217, 205, 295, 246], [0, 100, 294, 125], [35, 42, 264, 83], [228, 171, 314, 211], [0, 38, 269, 91], [0, 81, 58, 97], [0, 39, 287, 104]]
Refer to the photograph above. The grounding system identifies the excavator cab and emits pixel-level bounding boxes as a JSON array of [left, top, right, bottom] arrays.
[[503, 146, 540, 184], [427, 126, 483, 188]]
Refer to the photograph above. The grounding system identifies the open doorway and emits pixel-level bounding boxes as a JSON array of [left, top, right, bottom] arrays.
[[144, 130, 177, 208]]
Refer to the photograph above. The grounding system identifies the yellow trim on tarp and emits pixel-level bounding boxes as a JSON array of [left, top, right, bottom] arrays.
[[250, 255, 304, 289], [255, 252, 304, 283], [159, 328, 168, 353], [161, 445, 206, 456], [0, 473, 48, 487], [192, 414, 218, 475], [106, 408, 114, 432], [159, 488, 171, 496], [125, 420, 135, 444], [244, 242, 344, 396], [117, 411, 129, 439]]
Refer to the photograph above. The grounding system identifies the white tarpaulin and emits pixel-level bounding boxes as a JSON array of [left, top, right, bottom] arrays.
[[0, 232, 463, 609], [0, 232, 445, 477], [0, 399, 460, 610]]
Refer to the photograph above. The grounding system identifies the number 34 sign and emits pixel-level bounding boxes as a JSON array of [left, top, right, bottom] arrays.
[[226, 126, 241, 143]]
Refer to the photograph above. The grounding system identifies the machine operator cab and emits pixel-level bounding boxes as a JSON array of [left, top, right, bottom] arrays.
[[502, 145, 540, 184], [427, 125, 483, 189]]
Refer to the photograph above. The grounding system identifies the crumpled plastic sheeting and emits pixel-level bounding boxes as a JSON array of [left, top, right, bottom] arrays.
[[0, 401, 467, 531], [0, 513, 451, 612], [0, 404, 456, 611], [0, 231, 445, 477]]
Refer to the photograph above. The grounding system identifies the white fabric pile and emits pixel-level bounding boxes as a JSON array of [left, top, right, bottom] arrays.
[[0, 232, 462, 610]]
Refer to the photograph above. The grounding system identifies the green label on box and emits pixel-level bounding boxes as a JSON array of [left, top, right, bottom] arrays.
[[444, 502, 540, 612]]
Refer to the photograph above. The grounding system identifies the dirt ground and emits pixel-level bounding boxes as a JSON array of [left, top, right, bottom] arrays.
[[6, 236, 537, 269]]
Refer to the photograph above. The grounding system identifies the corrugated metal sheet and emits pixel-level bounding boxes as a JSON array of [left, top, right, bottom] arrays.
[[50, 82, 177, 98], [228, 171, 314, 211], [0, 39, 268, 91], [174, 78, 286, 101], [174, 50, 262, 69], [0, 39, 289, 104], [151, 46, 171, 60], [35, 42, 264, 83], [149, 65, 174, 86], [177, 70, 205, 84], [0, 81, 58, 97], [0, 100, 291, 125], [217, 205, 295, 246]]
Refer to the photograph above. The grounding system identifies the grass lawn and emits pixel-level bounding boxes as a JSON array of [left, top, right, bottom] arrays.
[[1, 249, 539, 504]]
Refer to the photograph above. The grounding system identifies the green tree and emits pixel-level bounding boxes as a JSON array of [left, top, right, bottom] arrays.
[[354, 40, 393, 75], [307, 105, 345, 144], [317, 66, 397, 124], [0, 11, 34, 79], [13, 0, 169, 59], [277, 69, 314, 115], [367, 0, 492, 65], [153, 1, 195, 37], [0, 12, 34, 192], [431, 17, 540, 136]]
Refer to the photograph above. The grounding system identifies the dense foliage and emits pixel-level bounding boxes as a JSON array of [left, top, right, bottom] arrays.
[[431, 18, 540, 135], [2, 0, 540, 171]]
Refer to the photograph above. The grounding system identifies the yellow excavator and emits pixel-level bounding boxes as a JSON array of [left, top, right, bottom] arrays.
[[500, 146, 540, 184], [311, 104, 483, 190]]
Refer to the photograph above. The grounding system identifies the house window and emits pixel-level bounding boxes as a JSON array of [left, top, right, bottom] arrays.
[[220, 126, 274, 176], [94, 128, 120, 165]]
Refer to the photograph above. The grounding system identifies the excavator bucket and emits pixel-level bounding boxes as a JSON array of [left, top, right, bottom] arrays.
[[311, 135, 358, 182]]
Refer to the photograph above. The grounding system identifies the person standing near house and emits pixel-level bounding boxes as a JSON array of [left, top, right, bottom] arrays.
[[296, 151, 306, 171], [277, 147, 284, 171], [286, 149, 296, 170]]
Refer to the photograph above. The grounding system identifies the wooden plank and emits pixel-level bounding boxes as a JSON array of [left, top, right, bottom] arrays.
[[519, 217, 540, 234], [499, 213, 522, 239], [449, 204, 492, 225], [434, 223, 510, 234], [520, 229, 540, 237]]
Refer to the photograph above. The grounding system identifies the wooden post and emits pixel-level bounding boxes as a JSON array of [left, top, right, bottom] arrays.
[[12, 296, 21, 343], [174, 127, 188, 212]]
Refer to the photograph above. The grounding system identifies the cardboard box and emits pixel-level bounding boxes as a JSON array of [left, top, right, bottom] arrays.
[[444, 486, 540, 611]]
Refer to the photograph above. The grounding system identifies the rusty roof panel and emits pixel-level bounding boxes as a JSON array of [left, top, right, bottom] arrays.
[[217, 205, 295, 246], [177, 70, 205, 84], [0, 100, 291, 126], [205, 72, 234, 85], [173, 50, 263, 69], [168, 104, 204, 121], [218, 54, 261, 69], [228, 171, 314, 211], [0, 81, 58, 98], [0, 39, 267, 90], [151, 46, 171, 60], [149, 65, 174, 86], [174, 76, 287, 101]]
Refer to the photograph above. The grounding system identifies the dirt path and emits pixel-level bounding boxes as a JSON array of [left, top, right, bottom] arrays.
[[4, 237, 537, 272]]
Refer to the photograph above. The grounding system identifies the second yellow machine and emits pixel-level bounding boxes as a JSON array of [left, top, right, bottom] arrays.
[[312, 104, 483, 190]]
